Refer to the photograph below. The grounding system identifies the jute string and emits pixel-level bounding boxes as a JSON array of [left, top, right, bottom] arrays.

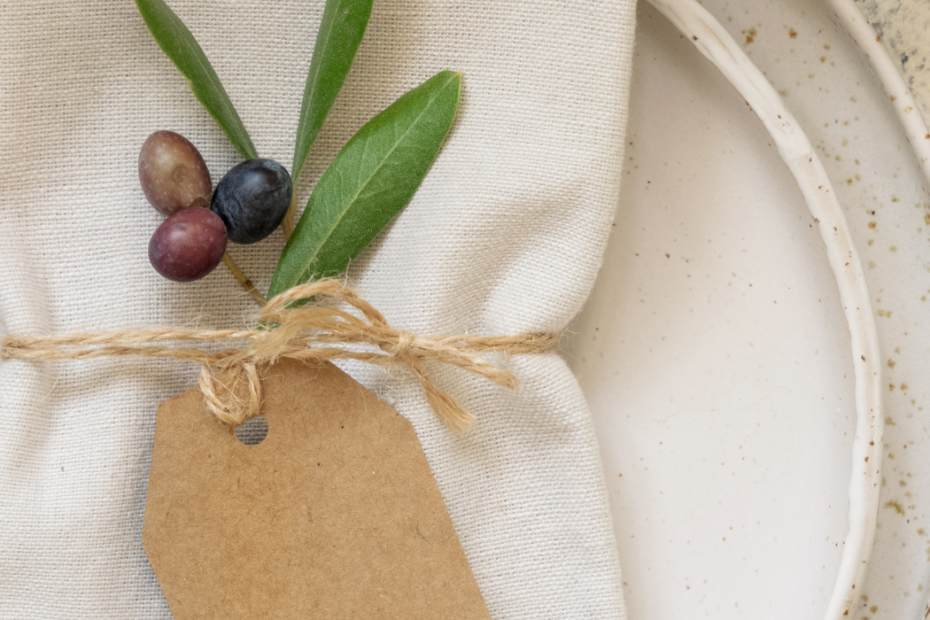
[[0, 280, 556, 431]]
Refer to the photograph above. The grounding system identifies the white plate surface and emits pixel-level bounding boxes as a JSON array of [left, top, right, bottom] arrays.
[[563, 1, 930, 619]]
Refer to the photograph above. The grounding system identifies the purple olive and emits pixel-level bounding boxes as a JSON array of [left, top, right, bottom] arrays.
[[149, 208, 227, 282], [139, 131, 212, 216]]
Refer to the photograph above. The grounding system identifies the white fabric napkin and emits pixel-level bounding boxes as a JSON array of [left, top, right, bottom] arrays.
[[0, 0, 634, 617]]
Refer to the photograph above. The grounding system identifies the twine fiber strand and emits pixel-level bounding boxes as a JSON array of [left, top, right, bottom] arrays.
[[0, 280, 556, 431]]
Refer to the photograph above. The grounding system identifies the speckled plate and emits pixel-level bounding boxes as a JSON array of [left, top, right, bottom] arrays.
[[562, 0, 930, 619]]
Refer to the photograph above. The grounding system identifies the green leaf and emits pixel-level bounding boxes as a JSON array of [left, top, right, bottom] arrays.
[[292, 0, 375, 184], [269, 70, 462, 299], [135, 0, 258, 160]]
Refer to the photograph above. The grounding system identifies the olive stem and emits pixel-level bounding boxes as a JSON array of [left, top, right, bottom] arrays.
[[222, 251, 266, 306], [281, 193, 298, 240]]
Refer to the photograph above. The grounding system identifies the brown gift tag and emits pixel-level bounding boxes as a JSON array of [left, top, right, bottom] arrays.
[[143, 358, 491, 619]]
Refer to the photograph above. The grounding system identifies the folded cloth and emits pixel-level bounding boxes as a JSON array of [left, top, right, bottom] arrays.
[[0, 0, 634, 617]]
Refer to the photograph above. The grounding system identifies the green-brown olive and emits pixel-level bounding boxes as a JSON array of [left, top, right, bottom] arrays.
[[139, 131, 212, 216]]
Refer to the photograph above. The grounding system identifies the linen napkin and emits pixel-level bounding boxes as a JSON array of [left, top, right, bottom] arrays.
[[0, 0, 634, 617]]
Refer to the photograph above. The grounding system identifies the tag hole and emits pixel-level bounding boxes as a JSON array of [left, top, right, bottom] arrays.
[[235, 416, 269, 446]]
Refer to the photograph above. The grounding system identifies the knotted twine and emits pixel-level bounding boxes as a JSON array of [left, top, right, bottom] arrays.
[[0, 280, 556, 431]]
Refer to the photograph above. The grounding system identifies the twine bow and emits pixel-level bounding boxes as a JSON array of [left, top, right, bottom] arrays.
[[0, 280, 556, 430]]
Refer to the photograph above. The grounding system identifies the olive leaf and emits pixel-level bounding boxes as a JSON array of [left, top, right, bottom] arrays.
[[292, 0, 375, 185], [135, 0, 258, 160], [268, 70, 462, 299], [282, 0, 375, 237]]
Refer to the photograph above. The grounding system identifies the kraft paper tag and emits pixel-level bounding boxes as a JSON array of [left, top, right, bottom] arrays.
[[143, 358, 491, 619]]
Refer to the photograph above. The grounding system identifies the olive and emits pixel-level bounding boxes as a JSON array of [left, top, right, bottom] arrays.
[[148, 207, 227, 282], [211, 159, 292, 244], [139, 131, 212, 216]]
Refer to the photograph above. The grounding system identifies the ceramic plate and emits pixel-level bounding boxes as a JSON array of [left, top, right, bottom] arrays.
[[563, 1, 930, 618]]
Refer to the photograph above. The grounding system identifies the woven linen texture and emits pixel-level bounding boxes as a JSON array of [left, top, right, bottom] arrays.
[[0, 0, 635, 617]]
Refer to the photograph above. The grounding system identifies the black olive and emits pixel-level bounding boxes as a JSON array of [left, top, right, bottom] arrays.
[[211, 159, 292, 244]]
